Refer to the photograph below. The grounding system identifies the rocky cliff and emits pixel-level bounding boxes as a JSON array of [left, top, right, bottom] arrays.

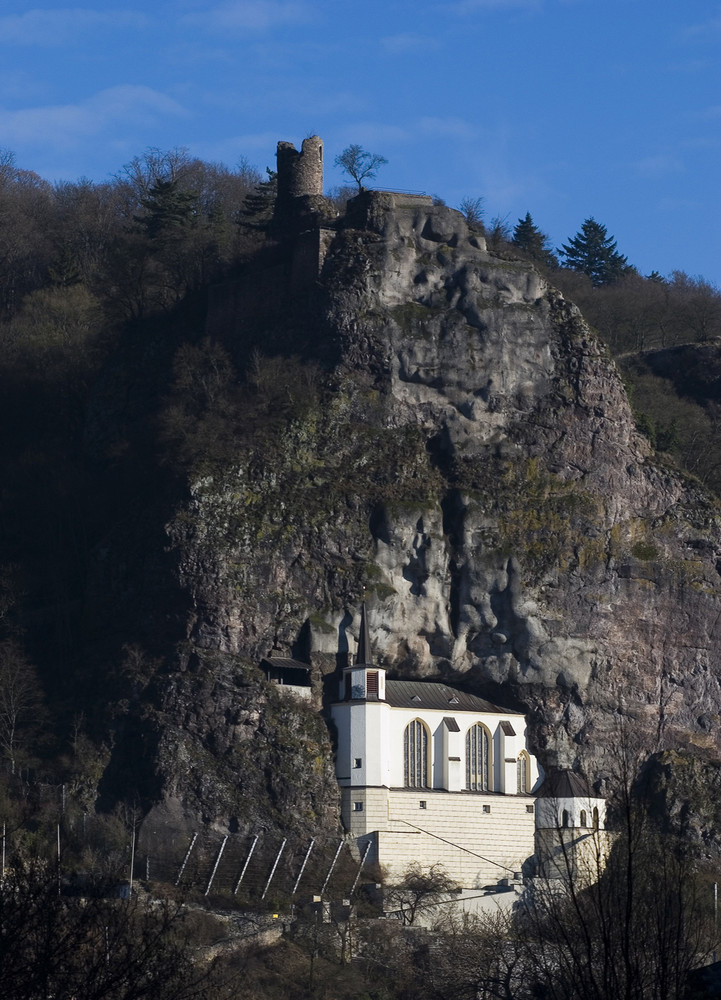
[[92, 191, 721, 838]]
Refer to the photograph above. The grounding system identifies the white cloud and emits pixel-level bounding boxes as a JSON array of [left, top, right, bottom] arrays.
[[335, 116, 478, 151], [184, 0, 314, 32], [231, 81, 365, 118], [657, 195, 702, 214], [335, 122, 412, 148], [0, 8, 147, 46], [447, 0, 540, 13], [380, 33, 441, 54], [694, 105, 721, 122], [683, 12, 721, 40], [633, 153, 684, 178], [207, 130, 279, 156], [419, 116, 478, 140], [0, 86, 186, 149]]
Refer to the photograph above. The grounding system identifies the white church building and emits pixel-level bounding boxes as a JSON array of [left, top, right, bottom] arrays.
[[330, 606, 543, 888]]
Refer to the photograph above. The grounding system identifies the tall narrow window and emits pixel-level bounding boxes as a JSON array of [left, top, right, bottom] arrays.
[[580, 809, 587, 828], [404, 720, 429, 787], [466, 724, 492, 791], [516, 752, 529, 794], [593, 806, 599, 831]]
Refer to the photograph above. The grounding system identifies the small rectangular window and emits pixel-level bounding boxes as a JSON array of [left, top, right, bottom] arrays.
[[367, 671, 379, 696], [419, 800, 427, 809], [353, 801, 363, 812], [353, 757, 362, 769], [526, 804, 534, 814], [483, 804, 491, 814]]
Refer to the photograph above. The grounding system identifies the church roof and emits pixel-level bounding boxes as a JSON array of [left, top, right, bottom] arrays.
[[536, 770, 596, 799], [384, 679, 522, 716]]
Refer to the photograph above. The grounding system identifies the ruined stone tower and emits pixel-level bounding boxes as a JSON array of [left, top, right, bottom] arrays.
[[274, 136, 329, 232], [276, 136, 323, 201]]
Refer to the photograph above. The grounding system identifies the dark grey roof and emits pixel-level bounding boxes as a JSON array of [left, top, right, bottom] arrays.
[[261, 656, 310, 672], [384, 680, 522, 716], [261, 656, 312, 686], [536, 770, 595, 799]]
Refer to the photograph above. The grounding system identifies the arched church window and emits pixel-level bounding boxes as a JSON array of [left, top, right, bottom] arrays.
[[580, 809, 587, 828], [562, 809, 570, 828], [404, 719, 429, 787], [593, 806, 599, 830], [516, 751, 529, 794], [466, 723, 492, 791]]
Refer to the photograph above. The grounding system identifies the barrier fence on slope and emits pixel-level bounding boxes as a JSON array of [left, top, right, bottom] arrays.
[[0, 775, 374, 906], [143, 829, 372, 904]]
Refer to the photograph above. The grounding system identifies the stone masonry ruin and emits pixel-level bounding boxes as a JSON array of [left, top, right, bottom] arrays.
[[276, 136, 324, 201], [274, 136, 327, 232]]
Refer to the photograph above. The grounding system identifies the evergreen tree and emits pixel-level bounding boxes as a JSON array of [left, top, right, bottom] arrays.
[[559, 217, 630, 286], [135, 178, 198, 241], [512, 212, 557, 267], [240, 168, 277, 233]]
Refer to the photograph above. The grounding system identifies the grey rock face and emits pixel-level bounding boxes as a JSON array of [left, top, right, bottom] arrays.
[[118, 195, 721, 827], [308, 199, 721, 770]]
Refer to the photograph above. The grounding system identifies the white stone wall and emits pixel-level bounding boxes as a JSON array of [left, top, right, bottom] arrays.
[[382, 705, 538, 793], [271, 683, 312, 701], [535, 795, 606, 831], [333, 701, 392, 787], [341, 786, 536, 887], [535, 827, 612, 885], [341, 786, 390, 837]]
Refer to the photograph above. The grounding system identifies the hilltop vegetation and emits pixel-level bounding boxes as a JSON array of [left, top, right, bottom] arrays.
[[475, 208, 721, 495]]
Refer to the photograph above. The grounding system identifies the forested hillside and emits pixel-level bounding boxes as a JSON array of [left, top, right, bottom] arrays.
[[3, 142, 721, 999], [1, 141, 721, 853]]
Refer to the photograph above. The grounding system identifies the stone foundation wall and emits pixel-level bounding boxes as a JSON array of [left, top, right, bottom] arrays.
[[341, 786, 535, 887]]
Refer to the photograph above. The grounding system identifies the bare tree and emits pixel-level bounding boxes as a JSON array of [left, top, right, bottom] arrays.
[[513, 730, 717, 1000], [0, 640, 44, 774], [0, 857, 234, 1000], [459, 196, 485, 231], [421, 910, 525, 1000], [334, 145, 388, 192], [385, 862, 458, 926]]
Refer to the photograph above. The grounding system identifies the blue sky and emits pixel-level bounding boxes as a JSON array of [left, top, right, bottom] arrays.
[[1, 0, 719, 285]]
